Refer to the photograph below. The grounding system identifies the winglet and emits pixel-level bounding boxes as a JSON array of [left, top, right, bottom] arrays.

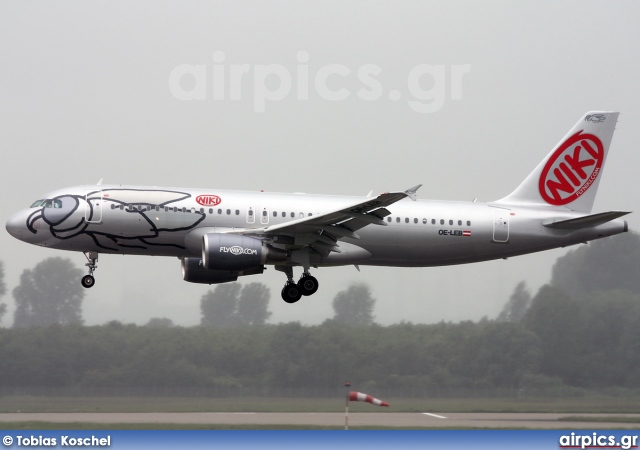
[[404, 184, 422, 201]]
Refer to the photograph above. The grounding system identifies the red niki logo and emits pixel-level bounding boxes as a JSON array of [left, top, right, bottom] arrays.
[[538, 131, 604, 206], [196, 195, 222, 206]]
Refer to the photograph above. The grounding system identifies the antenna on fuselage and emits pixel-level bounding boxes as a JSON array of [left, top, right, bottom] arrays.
[[96, 178, 103, 186]]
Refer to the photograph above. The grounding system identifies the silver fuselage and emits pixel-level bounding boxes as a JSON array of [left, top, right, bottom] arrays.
[[6, 185, 627, 268]]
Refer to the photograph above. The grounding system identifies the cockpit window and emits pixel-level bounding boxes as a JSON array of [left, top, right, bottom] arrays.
[[32, 199, 63, 208]]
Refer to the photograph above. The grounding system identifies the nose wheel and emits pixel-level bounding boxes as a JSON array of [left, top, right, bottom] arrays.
[[82, 251, 98, 289], [81, 275, 95, 288]]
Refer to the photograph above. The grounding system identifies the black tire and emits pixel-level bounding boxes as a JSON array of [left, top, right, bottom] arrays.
[[281, 283, 302, 303], [298, 275, 319, 296], [81, 275, 95, 289]]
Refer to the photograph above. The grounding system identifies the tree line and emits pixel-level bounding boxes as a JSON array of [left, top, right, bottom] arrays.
[[0, 286, 638, 391], [0, 232, 638, 393]]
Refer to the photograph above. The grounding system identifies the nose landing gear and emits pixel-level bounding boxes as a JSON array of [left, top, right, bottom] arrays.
[[81, 251, 98, 288]]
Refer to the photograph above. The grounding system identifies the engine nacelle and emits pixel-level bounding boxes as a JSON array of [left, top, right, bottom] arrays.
[[181, 257, 264, 284], [202, 233, 287, 271]]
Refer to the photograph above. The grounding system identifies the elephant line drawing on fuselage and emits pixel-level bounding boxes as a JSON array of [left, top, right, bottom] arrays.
[[25, 189, 206, 252]]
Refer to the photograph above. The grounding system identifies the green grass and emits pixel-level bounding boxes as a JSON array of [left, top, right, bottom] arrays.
[[1, 396, 640, 414]]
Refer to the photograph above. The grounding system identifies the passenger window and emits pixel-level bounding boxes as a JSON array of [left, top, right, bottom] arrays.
[[431, 219, 435, 224], [200, 208, 204, 213], [290, 212, 295, 218], [249, 210, 254, 216], [458, 220, 462, 226], [449, 220, 453, 225], [308, 213, 312, 216], [209, 208, 213, 214], [273, 211, 277, 217], [156, 206, 160, 211], [467, 220, 471, 226], [226, 209, 231, 215], [218, 208, 222, 214], [422, 218, 427, 224], [440, 219, 444, 225], [414, 218, 418, 224], [405, 218, 409, 223], [299, 213, 304, 218], [387, 217, 392, 223], [263, 211, 267, 217], [111, 204, 115, 210], [396, 217, 400, 223], [235, 210, 239, 215], [173, 207, 178, 212]]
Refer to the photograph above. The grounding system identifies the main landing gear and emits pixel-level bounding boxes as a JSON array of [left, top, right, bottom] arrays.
[[81, 251, 98, 288], [277, 266, 319, 303]]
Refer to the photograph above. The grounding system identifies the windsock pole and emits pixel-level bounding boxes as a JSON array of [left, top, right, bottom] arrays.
[[345, 393, 349, 430]]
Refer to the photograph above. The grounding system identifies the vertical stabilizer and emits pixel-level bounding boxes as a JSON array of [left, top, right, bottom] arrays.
[[496, 111, 618, 213]]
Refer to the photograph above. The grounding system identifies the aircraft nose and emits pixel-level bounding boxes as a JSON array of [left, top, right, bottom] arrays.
[[6, 212, 26, 240]]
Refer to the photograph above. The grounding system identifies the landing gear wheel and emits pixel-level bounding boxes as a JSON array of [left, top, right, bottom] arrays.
[[298, 275, 319, 296], [81, 275, 95, 289], [281, 282, 302, 303], [82, 251, 98, 289]]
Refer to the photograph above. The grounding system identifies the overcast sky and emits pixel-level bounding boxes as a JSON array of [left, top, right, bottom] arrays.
[[1, 1, 638, 327]]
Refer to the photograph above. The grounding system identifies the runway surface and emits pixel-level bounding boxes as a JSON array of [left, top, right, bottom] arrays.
[[0, 412, 639, 429]]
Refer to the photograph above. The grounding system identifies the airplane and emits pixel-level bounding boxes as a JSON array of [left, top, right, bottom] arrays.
[[5, 111, 630, 303]]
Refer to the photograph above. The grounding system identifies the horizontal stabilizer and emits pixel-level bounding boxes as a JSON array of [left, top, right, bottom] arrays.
[[543, 211, 630, 230]]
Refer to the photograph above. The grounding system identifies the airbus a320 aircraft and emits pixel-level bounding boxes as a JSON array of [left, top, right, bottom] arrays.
[[6, 112, 630, 303]]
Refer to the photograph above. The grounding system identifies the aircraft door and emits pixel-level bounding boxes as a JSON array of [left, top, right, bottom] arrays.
[[85, 191, 103, 223], [247, 207, 255, 224], [492, 209, 509, 243]]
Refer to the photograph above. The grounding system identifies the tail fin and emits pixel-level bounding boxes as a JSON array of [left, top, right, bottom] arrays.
[[496, 111, 619, 213]]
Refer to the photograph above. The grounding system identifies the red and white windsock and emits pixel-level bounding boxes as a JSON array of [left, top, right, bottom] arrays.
[[348, 391, 389, 407]]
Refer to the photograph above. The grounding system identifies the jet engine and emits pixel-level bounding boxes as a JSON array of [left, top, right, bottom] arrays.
[[181, 257, 264, 284], [202, 233, 287, 271]]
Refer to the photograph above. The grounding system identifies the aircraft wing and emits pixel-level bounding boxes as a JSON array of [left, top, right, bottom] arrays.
[[230, 185, 421, 255]]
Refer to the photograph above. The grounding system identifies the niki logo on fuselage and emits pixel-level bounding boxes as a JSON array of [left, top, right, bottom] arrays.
[[196, 195, 222, 206], [538, 131, 604, 206]]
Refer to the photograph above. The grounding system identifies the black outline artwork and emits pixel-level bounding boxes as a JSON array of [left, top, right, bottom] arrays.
[[26, 189, 207, 253]]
